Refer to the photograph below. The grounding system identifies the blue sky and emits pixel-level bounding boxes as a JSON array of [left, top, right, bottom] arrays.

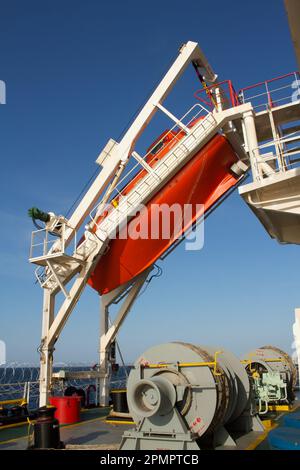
[[0, 0, 299, 365]]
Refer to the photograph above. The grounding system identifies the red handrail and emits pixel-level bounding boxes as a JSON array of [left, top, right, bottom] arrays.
[[238, 71, 300, 94], [194, 80, 239, 109]]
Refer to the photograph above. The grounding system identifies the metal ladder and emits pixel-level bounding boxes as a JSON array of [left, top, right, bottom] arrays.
[[91, 112, 218, 240]]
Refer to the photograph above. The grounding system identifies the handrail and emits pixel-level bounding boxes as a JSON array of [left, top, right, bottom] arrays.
[[0, 398, 27, 406], [142, 353, 223, 376], [238, 71, 300, 111], [89, 103, 210, 225], [249, 129, 300, 181], [109, 103, 208, 193], [89, 110, 217, 233], [238, 71, 300, 94], [29, 222, 77, 260]]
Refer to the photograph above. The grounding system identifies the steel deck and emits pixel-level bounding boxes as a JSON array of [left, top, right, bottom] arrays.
[[1, 400, 299, 451]]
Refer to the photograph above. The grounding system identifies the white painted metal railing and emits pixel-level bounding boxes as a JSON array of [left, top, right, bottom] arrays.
[[251, 132, 300, 180], [239, 72, 300, 112], [30, 221, 77, 261], [107, 103, 209, 198], [89, 105, 217, 241]]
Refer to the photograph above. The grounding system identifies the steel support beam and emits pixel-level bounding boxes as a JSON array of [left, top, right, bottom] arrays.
[[39, 290, 55, 407], [98, 268, 151, 406], [242, 110, 262, 181]]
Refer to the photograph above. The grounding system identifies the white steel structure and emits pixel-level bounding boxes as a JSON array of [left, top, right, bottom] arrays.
[[29, 38, 300, 407], [29, 41, 223, 406]]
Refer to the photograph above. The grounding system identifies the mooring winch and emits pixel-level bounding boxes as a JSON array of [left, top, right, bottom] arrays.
[[120, 342, 263, 450], [242, 345, 297, 413]]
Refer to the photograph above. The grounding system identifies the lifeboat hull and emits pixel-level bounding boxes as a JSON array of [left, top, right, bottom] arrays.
[[88, 134, 239, 295]]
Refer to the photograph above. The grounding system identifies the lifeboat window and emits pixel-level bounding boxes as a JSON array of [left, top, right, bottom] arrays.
[[150, 140, 164, 155]]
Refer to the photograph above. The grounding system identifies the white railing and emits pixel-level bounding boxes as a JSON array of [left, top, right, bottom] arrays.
[[89, 103, 216, 235], [252, 132, 300, 180], [239, 72, 300, 113], [29, 221, 77, 261], [34, 265, 58, 289], [111, 103, 209, 195], [0, 381, 39, 409]]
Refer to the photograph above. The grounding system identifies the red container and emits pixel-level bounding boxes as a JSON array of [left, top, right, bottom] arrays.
[[49, 396, 81, 424]]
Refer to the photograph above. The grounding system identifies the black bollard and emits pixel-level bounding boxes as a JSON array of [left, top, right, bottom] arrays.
[[30, 406, 64, 449]]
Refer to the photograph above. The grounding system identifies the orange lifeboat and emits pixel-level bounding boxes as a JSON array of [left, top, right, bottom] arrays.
[[88, 120, 240, 295]]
